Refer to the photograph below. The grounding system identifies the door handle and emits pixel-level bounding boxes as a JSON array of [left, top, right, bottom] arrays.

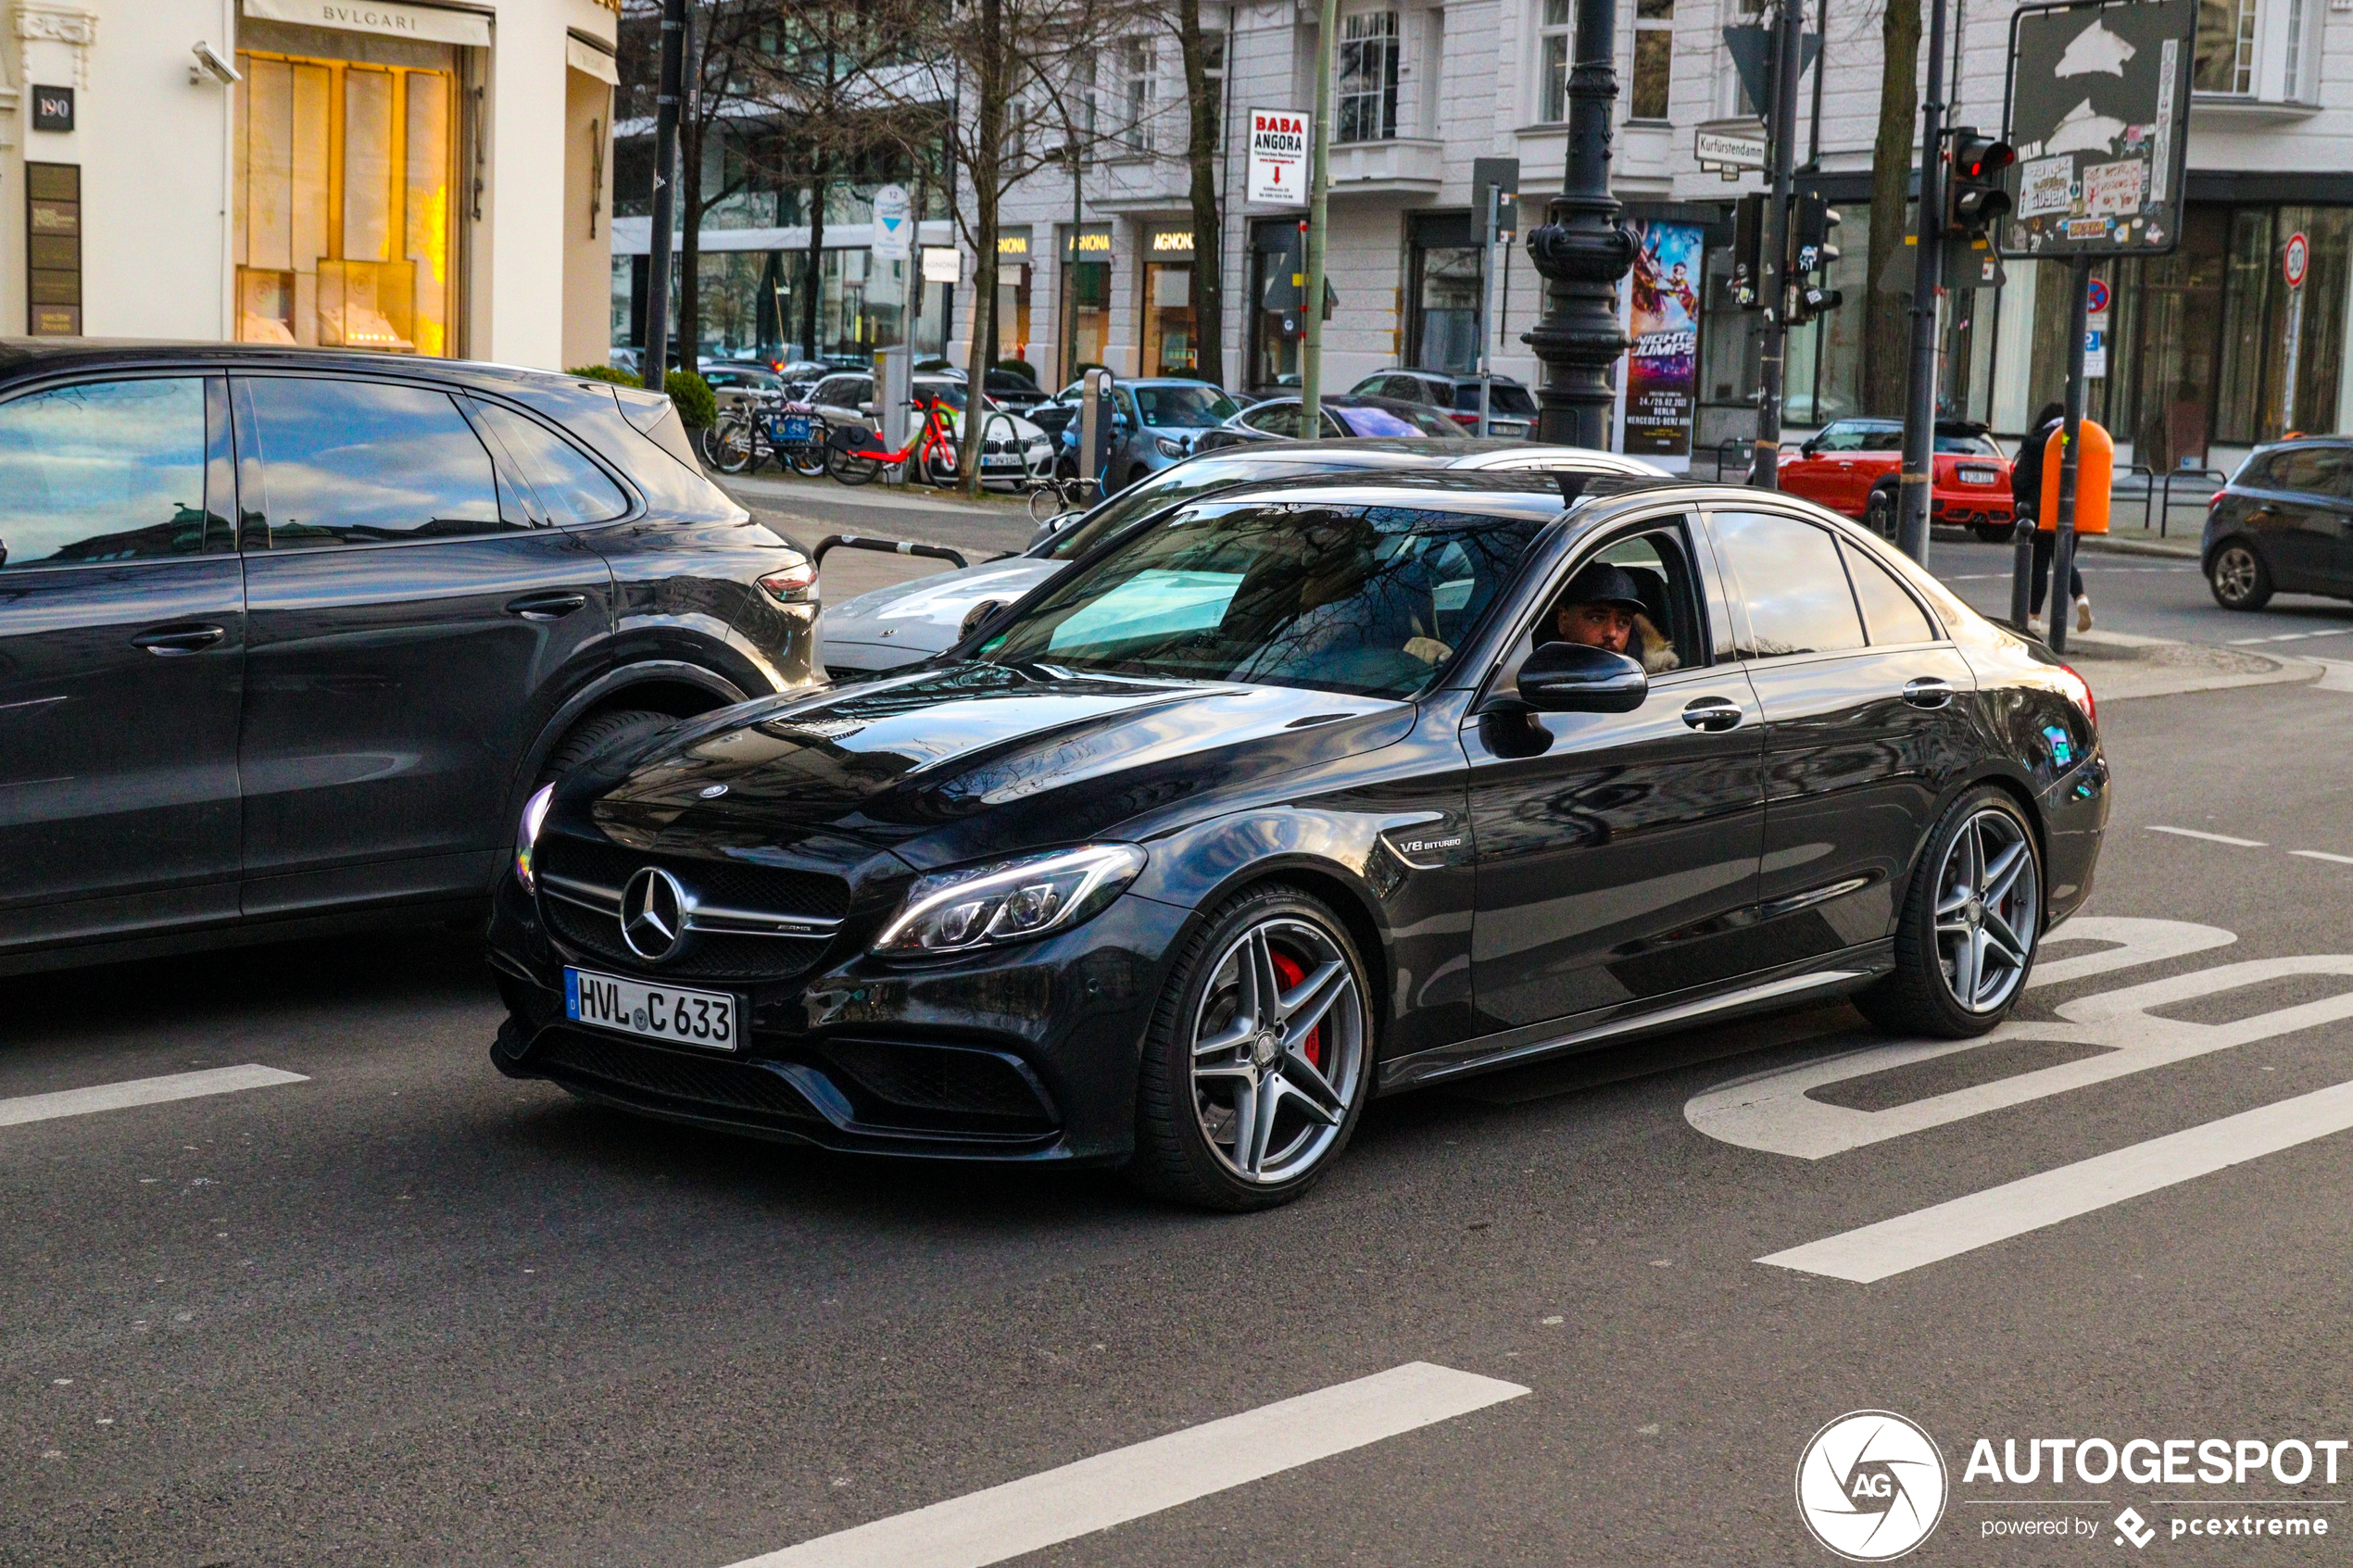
[[505, 591, 589, 621], [1903, 677, 1957, 709], [1680, 696, 1744, 732], [131, 623, 226, 656]]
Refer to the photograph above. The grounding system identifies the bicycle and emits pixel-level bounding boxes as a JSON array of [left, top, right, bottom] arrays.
[[824, 396, 961, 486], [706, 395, 829, 478], [1024, 470, 1102, 526]]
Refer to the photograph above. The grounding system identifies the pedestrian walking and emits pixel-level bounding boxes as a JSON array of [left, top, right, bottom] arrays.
[[2011, 402, 2092, 633]]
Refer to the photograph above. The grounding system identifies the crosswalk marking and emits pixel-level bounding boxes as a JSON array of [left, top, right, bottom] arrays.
[[1757, 1079, 2353, 1283], [0, 1065, 308, 1128], [2146, 824, 2267, 847], [720, 1362, 1529, 1568]]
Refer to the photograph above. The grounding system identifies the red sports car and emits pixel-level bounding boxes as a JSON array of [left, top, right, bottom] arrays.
[[1778, 417, 2016, 542]]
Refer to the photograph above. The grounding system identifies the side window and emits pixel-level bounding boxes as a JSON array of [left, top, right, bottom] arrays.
[[1842, 540, 1939, 646], [1243, 403, 1302, 436], [0, 379, 211, 571], [2235, 450, 2288, 490], [470, 402, 629, 526], [1814, 422, 1868, 453], [245, 378, 510, 547], [1712, 510, 1867, 659]]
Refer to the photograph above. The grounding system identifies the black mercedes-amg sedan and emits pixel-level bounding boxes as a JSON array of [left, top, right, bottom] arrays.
[[488, 472, 2108, 1210], [0, 341, 817, 975]]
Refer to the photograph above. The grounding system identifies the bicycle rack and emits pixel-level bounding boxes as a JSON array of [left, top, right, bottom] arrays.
[[812, 534, 972, 571], [2154, 466, 2226, 539]]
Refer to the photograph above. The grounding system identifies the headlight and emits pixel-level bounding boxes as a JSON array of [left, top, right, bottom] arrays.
[[873, 844, 1147, 954], [1154, 436, 1188, 458], [514, 783, 555, 892]]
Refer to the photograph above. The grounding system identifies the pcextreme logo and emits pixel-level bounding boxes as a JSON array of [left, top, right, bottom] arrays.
[[1796, 1411, 1950, 1562]]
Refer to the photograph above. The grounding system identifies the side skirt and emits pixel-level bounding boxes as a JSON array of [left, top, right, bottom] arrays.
[[1376, 942, 1895, 1095]]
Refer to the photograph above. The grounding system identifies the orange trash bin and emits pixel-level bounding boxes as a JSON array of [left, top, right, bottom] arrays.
[[2037, 418, 2112, 534]]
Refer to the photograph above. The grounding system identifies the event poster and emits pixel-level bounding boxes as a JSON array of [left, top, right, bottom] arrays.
[[1623, 221, 1703, 458]]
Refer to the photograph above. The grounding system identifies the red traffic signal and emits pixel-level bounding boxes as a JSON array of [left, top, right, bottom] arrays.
[[1951, 133, 2015, 183]]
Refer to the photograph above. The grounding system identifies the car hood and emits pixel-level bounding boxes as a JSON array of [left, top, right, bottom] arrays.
[[585, 662, 1416, 868], [823, 558, 1064, 657]]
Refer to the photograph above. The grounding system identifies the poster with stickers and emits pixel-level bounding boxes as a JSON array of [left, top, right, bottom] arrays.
[[2001, 0, 2196, 257]]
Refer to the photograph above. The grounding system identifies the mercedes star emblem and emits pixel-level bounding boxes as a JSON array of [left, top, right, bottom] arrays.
[[619, 867, 689, 962]]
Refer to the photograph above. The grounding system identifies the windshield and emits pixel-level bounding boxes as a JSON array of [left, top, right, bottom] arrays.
[[1134, 384, 1242, 427], [1044, 458, 1372, 559], [984, 501, 1541, 697], [918, 383, 970, 411], [1348, 403, 1470, 438]]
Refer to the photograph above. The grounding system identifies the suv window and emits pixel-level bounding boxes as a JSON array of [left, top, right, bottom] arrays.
[[1842, 540, 1938, 646], [245, 378, 511, 547], [1713, 510, 1867, 658], [0, 378, 212, 571], [471, 402, 630, 526]]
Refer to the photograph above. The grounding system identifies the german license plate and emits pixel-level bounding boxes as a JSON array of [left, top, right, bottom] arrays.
[[1958, 465, 1998, 484], [565, 968, 738, 1051], [780, 416, 812, 443]]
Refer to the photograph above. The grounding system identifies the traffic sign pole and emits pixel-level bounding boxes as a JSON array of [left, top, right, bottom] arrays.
[[1895, 0, 1951, 566], [2046, 253, 2090, 655]]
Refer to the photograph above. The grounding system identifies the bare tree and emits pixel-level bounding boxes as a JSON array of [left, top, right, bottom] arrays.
[[881, 0, 1147, 495], [1864, 0, 1920, 415]]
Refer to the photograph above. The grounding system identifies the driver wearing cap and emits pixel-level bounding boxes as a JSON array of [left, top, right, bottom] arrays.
[[1550, 561, 1681, 673]]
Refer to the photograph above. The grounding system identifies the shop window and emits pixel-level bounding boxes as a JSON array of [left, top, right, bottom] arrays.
[[1248, 220, 1304, 391], [1064, 235, 1112, 380], [234, 51, 459, 357], [1337, 12, 1400, 144], [1407, 216, 1481, 375], [1631, 0, 1674, 121], [1143, 244, 1197, 377]]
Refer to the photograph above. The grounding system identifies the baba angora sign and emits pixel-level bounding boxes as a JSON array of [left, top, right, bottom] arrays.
[[2002, 0, 2196, 257]]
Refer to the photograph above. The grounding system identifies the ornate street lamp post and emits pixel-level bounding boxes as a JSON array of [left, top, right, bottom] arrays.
[[1523, 0, 1635, 448]]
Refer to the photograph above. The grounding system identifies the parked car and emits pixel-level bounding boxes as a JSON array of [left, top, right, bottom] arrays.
[[2202, 436, 2353, 610], [1777, 417, 2015, 541], [490, 470, 2108, 1208], [985, 368, 1051, 413], [1348, 369, 1541, 439], [0, 341, 820, 975], [819, 438, 1667, 677], [1195, 393, 1477, 452], [802, 370, 1055, 483], [698, 362, 787, 413], [1038, 377, 1246, 491], [766, 360, 832, 400]]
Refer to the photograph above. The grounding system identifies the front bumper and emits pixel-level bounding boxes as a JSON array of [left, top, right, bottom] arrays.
[[487, 872, 1190, 1163]]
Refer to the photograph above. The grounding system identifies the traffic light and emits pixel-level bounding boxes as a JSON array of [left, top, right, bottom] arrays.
[[1788, 193, 1843, 326], [1946, 129, 2015, 243], [1731, 192, 1766, 310]]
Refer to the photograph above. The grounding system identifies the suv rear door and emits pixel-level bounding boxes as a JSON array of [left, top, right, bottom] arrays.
[[0, 373, 244, 948], [233, 372, 619, 914], [2246, 445, 2353, 592]]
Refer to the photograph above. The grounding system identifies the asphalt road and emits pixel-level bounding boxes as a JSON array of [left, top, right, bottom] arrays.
[[8, 558, 2353, 1566]]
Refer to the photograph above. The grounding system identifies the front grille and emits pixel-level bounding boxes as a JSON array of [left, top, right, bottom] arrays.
[[531, 1030, 825, 1124], [535, 835, 849, 983]]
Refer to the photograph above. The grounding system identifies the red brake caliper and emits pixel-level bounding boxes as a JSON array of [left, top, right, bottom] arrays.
[[1268, 949, 1322, 1070]]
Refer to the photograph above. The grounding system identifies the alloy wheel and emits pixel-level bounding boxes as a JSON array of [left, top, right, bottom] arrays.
[[1189, 918, 1365, 1185], [1933, 808, 2040, 1013], [2213, 546, 2260, 606]]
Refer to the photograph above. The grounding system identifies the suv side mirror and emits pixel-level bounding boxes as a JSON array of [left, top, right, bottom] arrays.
[[1516, 640, 1647, 713]]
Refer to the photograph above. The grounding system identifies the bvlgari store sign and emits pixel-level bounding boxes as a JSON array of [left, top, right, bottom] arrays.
[[241, 0, 493, 47]]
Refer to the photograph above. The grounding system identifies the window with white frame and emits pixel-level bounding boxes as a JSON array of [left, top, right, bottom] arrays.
[[1540, 0, 1570, 122], [1630, 0, 1673, 121], [1202, 31, 1227, 141], [1122, 37, 1158, 153], [2195, 0, 2258, 93], [1337, 11, 1401, 144], [1719, 0, 1766, 119], [2194, 0, 2318, 100]]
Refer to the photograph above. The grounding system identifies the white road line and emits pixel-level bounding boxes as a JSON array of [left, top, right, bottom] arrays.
[[2227, 627, 2353, 645], [2145, 824, 2268, 847], [722, 1361, 1530, 1568], [0, 1065, 308, 1128], [2292, 849, 2353, 866], [1757, 1079, 2353, 1283]]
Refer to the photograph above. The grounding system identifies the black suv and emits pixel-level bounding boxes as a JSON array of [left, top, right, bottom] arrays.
[[0, 342, 817, 974], [2203, 436, 2353, 610]]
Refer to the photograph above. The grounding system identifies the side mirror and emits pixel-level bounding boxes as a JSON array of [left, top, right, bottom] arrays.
[[1516, 640, 1647, 713], [1800, 439, 1820, 458]]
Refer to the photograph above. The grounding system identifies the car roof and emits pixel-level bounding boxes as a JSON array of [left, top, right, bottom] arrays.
[[1198, 470, 1580, 521], [1183, 436, 1661, 477], [0, 339, 627, 401]]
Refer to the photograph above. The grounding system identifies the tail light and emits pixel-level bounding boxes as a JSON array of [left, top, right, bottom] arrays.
[[2208, 492, 2225, 510], [2053, 663, 2095, 729], [1448, 411, 1479, 428]]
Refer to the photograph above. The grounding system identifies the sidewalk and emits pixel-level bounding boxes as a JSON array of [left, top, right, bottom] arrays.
[[2062, 628, 2318, 702]]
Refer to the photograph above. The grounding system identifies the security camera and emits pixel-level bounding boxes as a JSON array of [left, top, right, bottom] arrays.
[[191, 41, 242, 86]]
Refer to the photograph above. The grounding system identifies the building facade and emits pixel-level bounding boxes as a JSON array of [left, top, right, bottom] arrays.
[[1, 0, 618, 370]]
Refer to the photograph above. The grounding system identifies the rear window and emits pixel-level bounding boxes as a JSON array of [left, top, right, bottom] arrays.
[[1489, 383, 1541, 416], [1934, 428, 2000, 456]]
